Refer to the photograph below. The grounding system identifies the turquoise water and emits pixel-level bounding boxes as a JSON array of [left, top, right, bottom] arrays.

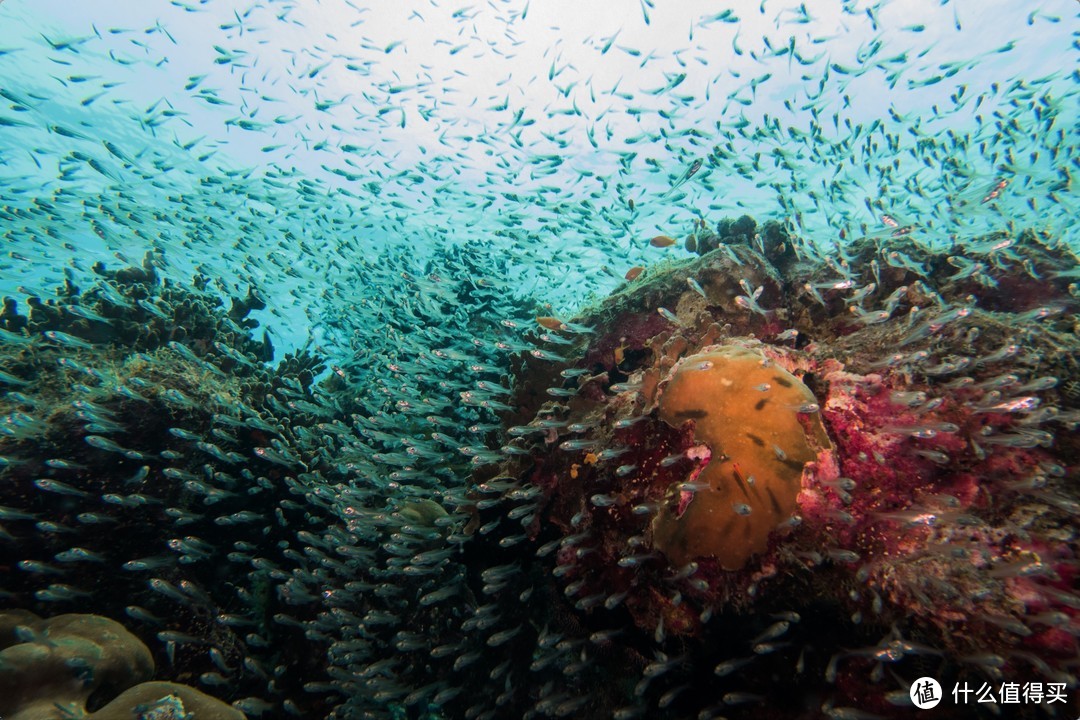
[[2, 1, 1075, 355], [0, 1, 1078, 718]]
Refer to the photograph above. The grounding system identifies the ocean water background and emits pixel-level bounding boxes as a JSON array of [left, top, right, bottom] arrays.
[[1, 0, 1076, 358]]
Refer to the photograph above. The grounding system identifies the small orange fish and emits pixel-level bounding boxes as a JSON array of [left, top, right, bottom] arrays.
[[536, 316, 567, 331], [625, 266, 644, 281], [614, 343, 626, 365], [650, 235, 676, 248]]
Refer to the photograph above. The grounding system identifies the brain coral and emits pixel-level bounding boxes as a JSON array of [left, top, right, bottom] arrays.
[[0, 611, 242, 720]]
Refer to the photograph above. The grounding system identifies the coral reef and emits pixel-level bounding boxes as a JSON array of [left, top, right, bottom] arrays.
[[0, 610, 151, 719], [0, 243, 536, 718], [0, 220, 1076, 719], [0, 259, 343, 715], [433, 222, 1079, 718], [0, 611, 240, 720], [94, 683, 244, 720], [0, 1, 1077, 716]]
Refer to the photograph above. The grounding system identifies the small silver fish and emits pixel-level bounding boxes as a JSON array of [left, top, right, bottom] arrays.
[[34, 478, 90, 497], [43, 330, 95, 350]]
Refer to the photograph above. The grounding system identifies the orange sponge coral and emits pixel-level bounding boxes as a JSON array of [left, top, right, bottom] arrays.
[[653, 344, 831, 569]]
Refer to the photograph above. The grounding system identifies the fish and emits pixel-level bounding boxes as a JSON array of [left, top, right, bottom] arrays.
[[0, 369, 30, 386], [55, 547, 106, 563], [0, 505, 38, 521], [64, 305, 113, 324], [84, 434, 136, 456], [535, 316, 567, 331], [662, 157, 703, 197], [33, 479, 91, 497], [649, 235, 677, 248], [657, 307, 679, 323], [734, 283, 770, 316], [42, 330, 95, 350]]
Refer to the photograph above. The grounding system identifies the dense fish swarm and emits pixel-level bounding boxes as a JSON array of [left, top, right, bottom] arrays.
[[0, 0, 1077, 719], [483, 225, 1079, 719]]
